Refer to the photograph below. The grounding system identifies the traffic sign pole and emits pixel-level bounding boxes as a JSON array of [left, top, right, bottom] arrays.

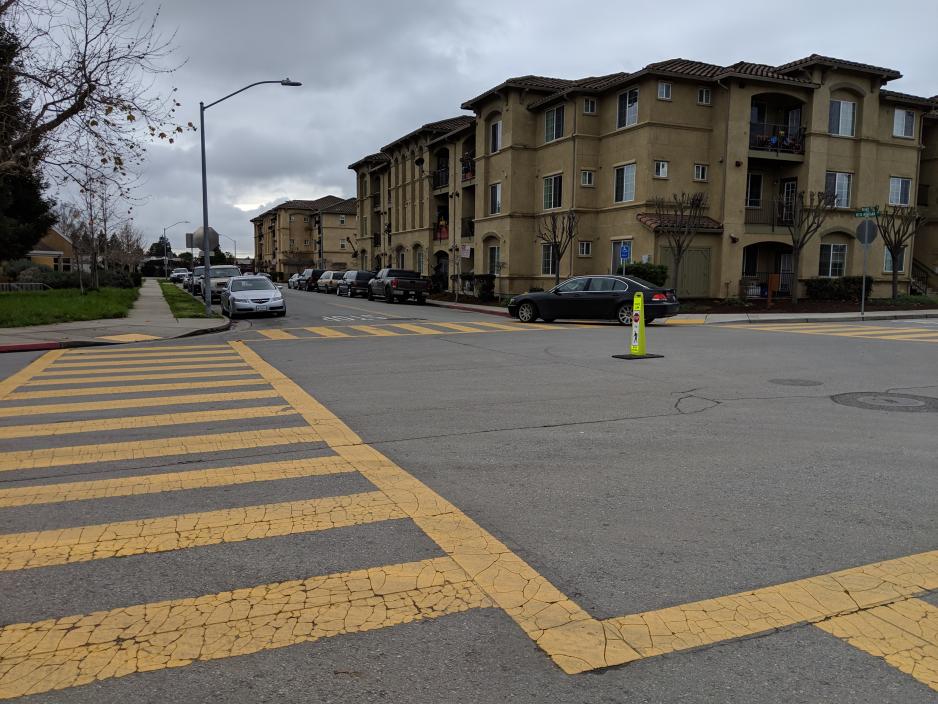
[[855, 219, 879, 320], [630, 292, 646, 356]]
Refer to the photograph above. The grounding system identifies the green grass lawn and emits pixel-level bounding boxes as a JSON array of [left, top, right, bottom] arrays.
[[0, 288, 140, 327], [158, 280, 220, 318]]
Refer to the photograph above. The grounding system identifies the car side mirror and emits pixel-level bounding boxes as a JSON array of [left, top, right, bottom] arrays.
[[553, 289, 562, 295], [276, 285, 284, 290]]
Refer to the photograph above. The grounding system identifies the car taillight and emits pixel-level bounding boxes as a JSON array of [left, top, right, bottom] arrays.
[[651, 293, 667, 301], [391, 278, 398, 287]]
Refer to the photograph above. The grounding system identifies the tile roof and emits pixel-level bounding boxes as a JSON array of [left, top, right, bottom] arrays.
[[637, 213, 724, 234], [645, 58, 724, 78], [348, 152, 389, 170], [252, 195, 346, 220], [721, 61, 813, 84], [462, 75, 578, 109], [322, 197, 357, 215], [382, 115, 474, 152], [776, 54, 901, 80], [879, 89, 936, 108]]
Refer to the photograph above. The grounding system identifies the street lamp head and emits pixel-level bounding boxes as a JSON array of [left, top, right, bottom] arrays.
[[280, 78, 302, 87]]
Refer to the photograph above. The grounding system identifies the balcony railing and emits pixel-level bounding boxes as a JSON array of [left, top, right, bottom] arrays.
[[432, 167, 449, 190], [461, 153, 476, 181], [371, 193, 380, 211], [739, 271, 794, 299], [744, 200, 794, 230], [461, 218, 474, 238], [749, 122, 805, 154], [372, 233, 381, 247]]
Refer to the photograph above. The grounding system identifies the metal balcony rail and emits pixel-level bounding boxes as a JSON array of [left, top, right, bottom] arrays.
[[744, 200, 794, 230], [461, 154, 476, 181], [749, 122, 805, 154], [911, 258, 932, 296], [371, 194, 380, 211], [461, 218, 475, 238], [739, 271, 794, 299], [432, 167, 449, 190]]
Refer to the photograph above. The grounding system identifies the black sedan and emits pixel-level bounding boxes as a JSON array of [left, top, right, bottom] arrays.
[[337, 270, 376, 298], [507, 275, 679, 324]]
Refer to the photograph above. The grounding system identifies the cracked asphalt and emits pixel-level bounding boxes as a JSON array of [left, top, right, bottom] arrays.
[[0, 287, 936, 701]]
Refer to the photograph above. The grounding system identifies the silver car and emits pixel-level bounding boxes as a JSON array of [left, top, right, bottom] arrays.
[[220, 276, 286, 318]]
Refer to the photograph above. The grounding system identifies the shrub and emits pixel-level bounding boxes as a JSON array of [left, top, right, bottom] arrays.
[[805, 276, 873, 301], [2, 259, 44, 280], [475, 274, 496, 302], [15, 268, 140, 289], [616, 262, 669, 287]]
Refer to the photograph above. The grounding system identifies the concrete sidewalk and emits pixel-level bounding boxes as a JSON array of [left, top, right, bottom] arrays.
[[0, 279, 229, 352], [426, 297, 938, 326]]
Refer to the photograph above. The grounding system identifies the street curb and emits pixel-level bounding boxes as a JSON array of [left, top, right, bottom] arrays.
[[680, 310, 938, 325], [426, 300, 510, 318]]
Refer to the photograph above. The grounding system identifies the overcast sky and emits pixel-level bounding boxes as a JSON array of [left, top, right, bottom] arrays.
[[116, 0, 938, 256]]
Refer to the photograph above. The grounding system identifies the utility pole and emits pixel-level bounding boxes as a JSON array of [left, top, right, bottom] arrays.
[[316, 212, 324, 269]]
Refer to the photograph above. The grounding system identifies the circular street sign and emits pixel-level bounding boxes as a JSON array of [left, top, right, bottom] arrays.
[[632, 312, 640, 323], [856, 220, 878, 245]]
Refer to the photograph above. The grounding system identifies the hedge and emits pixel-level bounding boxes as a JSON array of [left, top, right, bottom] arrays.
[[16, 268, 141, 289], [804, 276, 873, 301], [615, 262, 669, 287]]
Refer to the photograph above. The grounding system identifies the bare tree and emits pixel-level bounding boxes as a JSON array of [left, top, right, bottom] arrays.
[[1, 0, 187, 189], [777, 191, 836, 304], [536, 210, 578, 286], [652, 192, 707, 295], [109, 221, 144, 271], [874, 205, 924, 300], [282, 250, 312, 275]]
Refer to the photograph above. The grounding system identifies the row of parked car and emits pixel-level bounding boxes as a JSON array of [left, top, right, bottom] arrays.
[[287, 268, 431, 304], [170, 266, 286, 318]]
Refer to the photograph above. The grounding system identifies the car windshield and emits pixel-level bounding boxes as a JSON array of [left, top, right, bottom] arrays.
[[172, 268, 187, 273], [356, 272, 374, 281], [193, 267, 204, 275], [230, 278, 276, 292], [209, 267, 241, 277], [387, 269, 419, 278]]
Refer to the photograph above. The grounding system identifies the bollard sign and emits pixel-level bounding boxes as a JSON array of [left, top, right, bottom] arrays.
[[630, 292, 646, 356]]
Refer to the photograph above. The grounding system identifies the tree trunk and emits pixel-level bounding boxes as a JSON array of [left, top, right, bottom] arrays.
[[554, 244, 560, 286], [892, 252, 899, 300], [791, 247, 801, 305], [671, 250, 683, 297]]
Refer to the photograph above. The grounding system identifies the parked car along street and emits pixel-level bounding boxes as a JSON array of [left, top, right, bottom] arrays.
[[186, 266, 204, 293], [336, 270, 376, 298], [287, 273, 300, 289], [368, 268, 430, 304], [220, 275, 286, 318], [169, 268, 188, 283], [197, 265, 243, 302], [507, 275, 679, 324], [300, 269, 325, 291], [316, 270, 346, 294]]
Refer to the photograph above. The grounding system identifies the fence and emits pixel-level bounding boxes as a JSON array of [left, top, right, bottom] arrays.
[[0, 282, 51, 292]]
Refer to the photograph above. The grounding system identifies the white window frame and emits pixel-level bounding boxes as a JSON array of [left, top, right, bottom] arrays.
[[541, 243, 557, 276], [580, 169, 595, 187], [746, 173, 763, 208], [694, 163, 709, 182], [654, 160, 669, 179], [889, 176, 912, 206], [289, 214, 296, 223], [545, 105, 564, 142], [819, 243, 848, 278], [543, 173, 563, 209], [303, 216, 309, 223], [489, 182, 502, 214], [825, 171, 852, 209], [893, 109, 915, 138], [339, 240, 347, 250], [614, 163, 636, 203], [884, 245, 906, 273], [697, 87, 712, 105], [657, 81, 672, 100], [829, 99, 856, 137], [488, 245, 500, 275], [617, 88, 639, 128], [577, 240, 592, 257], [583, 97, 597, 114], [490, 120, 502, 153], [416, 249, 425, 274], [339, 214, 347, 224], [303, 239, 309, 246]]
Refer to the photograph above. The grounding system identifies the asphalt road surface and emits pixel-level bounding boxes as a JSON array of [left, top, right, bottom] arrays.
[[1, 286, 936, 702]]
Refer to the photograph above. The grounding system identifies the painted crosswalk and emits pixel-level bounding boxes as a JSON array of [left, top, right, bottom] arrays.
[[0, 342, 935, 699], [250, 319, 576, 341], [723, 321, 938, 343]]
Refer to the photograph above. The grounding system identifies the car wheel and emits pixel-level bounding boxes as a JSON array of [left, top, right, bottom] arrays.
[[416, 295, 426, 305], [517, 302, 538, 323], [367, 288, 374, 301], [616, 303, 632, 326]]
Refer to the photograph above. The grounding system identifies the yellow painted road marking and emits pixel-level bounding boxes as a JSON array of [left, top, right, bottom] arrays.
[[0, 350, 65, 400], [0, 390, 281, 418], [257, 329, 298, 340], [663, 318, 706, 325], [347, 325, 401, 336], [50, 354, 241, 369], [65, 344, 229, 356], [4, 378, 269, 401], [876, 332, 938, 341], [464, 320, 526, 331], [0, 491, 404, 571], [59, 349, 240, 362], [0, 557, 489, 699], [37, 362, 249, 377], [0, 426, 323, 472], [387, 322, 448, 335], [818, 328, 933, 337], [816, 597, 938, 692], [0, 405, 296, 440], [304, 326, 352, 338], [0, 456, 355, 508], [96, 333, 161, 343], [25, 369, 260, 387], [430, 322, 490, 333]]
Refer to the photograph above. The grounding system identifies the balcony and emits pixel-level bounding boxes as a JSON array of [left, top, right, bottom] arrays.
[[744, 201, 793, 231], [372, 233, 381, 247], [461, 218, 475, 238], [739, 271, 793, 299], [432, 167, 449, 190], [461, 153, 476, 182], [371, 193, 380, 212], [749, 122, 805, 156]]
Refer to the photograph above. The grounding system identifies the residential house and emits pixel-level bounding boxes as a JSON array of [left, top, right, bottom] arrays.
[[25, 227, 75, 272]]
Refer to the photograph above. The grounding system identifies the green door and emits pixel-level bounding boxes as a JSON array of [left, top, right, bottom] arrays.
[[659, 246, 712, 298]]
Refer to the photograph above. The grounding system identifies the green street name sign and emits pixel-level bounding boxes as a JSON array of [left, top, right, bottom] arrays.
[[854, 207, 879, 218]]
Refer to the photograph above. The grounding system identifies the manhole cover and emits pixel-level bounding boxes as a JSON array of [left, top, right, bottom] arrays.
[[831, 392, 938, 413], [769, 379, 823, 387]]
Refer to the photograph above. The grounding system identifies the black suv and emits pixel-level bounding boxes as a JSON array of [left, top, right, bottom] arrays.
[[337, 271, 375, 298], [299, 269, 325, 291]]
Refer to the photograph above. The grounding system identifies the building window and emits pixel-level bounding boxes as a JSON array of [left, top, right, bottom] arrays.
[[614, 163, 636, 203], [654, 160, 669, 178], [545, 105, 564, 142], [889, 177, 912, 206], [289, 214, 296, 223], [694, 163, 709, 182], [396, 250, 405, 268], [303, 216, 309, 223], [746, 173, 763, 208], [303, 239, 309, 246], [489, 182, 502, 214], [884, 246, 906, 273], [60, 257, 71, 272], [541, 243, 557, 276], [828, 100, 856, 137], [578, 241, 592, 257], [289, 239, 295, 248], [893, 109, 915, 138], [697, 87, 711, 105], [339, 240, 347, 250], [617, 88, 639, 128], [580, 169, 594, 187], [543, 174, 562, 209], [657, 81, 671, 100], [583, 98, 597, 114], [339, 214, 347, 224], [825, 171, 852, 208], [819, 243, 847, 277], [488, 245, 500, 275], [416, 249, 425, 274], [490, 120, 502, 153]]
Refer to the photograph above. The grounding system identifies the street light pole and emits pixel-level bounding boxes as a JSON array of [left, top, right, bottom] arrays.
[[162, 220, 190, 278], [199, 78, 301, 314]]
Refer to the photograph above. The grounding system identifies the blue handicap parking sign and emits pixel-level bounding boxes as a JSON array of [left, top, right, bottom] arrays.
[[619, 242, 632, 261]]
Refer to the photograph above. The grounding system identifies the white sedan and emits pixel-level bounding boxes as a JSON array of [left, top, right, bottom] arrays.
[[220, 276, 286, 318]]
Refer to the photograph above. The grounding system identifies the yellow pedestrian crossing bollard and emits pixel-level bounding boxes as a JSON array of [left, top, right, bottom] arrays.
[[613, 292, 663, 360]]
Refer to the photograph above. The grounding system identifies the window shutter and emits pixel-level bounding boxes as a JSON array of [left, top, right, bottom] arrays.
[[828, 101, 840, 134]]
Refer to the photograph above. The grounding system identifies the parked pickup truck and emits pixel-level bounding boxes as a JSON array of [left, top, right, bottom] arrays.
[[367, 268, 430, 304]]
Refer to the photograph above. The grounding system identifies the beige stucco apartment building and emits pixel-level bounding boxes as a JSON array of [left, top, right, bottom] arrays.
[[251, 196, 357, 280], [350, 54, 938, 298]]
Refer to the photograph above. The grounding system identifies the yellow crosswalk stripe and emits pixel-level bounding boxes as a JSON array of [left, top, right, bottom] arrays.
[[59, 349, 239, 362], [0, 390, 281, 418], [0, 491, 404, 571], [0, 557, 488, 699], [304, 326, 352, 338], [347, 324, 401, 336], [0, 405, 296, 440], [389, 322, 448, 335], [0, 350, 65, 400], [464, 320, 525, 331], [37, 362, 249, 377], [49, 354, 241, 369], [64, 344, 228, 356], [25, 369, 260, 387], [820, 327, 931, 337], [875, 332, 938, 341], [0, 456, 355, 508], [429, 321, 489, 333], [257, 329, 298, 340], [0, 426, 323, 472], [4, 378, 269, 400]]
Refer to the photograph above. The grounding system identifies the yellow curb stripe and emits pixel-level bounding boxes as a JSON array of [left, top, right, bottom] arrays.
[[4, 378, 269, 401], [816, 597, 938, 692], [0, 557, 490, 699], [0, 491, 405, 571], [346, 325, 401, 337], [0, 456, 355, 508], [96, 334, 161, 343], [0, 426, 324, 472], [64, 344, 228, 355], [257, 329, 298, 340], [37, 362, 250, 377], [429, 322, 490, 333], [388, 323, 447, 335], [25, 369, 260, 387], [822, 328, 932, 337], [663, 319, 706, 325], [304, 326, 352, 338], [49, 355, 241, 369], [0, 390, 281, 419], [0, 405, 297, 440], [0, 351, 65, 400]]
